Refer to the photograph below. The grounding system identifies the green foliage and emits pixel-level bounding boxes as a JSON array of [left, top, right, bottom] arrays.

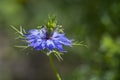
[[10, 25, 25, 36], [1, 0, 120, 80]]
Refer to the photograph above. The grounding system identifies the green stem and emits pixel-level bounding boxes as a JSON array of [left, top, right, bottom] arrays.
[[49, 54, 61, 80]]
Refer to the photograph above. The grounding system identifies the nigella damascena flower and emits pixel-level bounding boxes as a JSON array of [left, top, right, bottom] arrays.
[[25, 27, 72, 52]]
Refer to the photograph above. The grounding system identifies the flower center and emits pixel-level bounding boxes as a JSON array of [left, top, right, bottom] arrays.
[[45, 32, 53, 40]]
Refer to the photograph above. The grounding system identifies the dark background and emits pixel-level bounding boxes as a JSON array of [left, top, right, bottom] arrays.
[[0, 0, 120, 80]]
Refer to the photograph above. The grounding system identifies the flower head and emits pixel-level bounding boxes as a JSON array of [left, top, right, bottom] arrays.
[[25, 27, 72, 52]]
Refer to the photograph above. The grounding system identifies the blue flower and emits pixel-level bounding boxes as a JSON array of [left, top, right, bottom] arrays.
[[25, 27, 72, 52]]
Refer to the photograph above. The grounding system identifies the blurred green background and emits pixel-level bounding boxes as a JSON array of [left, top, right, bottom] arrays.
[[0, 0, 120, 80]]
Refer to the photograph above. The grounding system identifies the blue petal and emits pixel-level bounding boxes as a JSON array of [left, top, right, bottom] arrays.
[[52, 32, 72, 46], [34, 45, 43, 50], [28, 28, 46, 38], [58, 36, 72, 46], [28, 29, 40, 35], [53, 41, 65, 52], [33, 41, 41, 48], [46, 40, 55, 50], [41, 40, 46, 49], [52, 32, 64, 38], [56, 45, 65, 52], [33, 40, 46, 50]]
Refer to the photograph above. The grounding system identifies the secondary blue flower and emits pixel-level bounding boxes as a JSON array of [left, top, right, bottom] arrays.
[[25, 27, 72, 52]]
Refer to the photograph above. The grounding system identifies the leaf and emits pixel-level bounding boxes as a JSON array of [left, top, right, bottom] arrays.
[[73, 41, 88, 48], [10, 25, 23, 36], [47, 51, 52, 56], [46, 50, 63, 61], [37, 26, 44, 29], [14, 45, 29, 49], [53, 50, 63, 61]]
